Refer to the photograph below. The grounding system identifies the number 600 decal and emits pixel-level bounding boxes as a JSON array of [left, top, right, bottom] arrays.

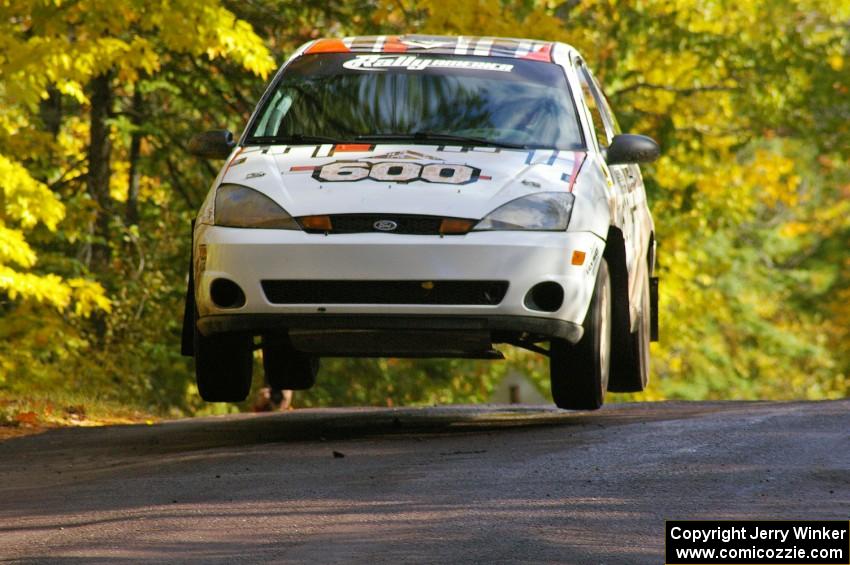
[[312, 161, 481, 185]]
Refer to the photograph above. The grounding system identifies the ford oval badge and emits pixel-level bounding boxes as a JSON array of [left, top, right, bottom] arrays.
[[373, 220, 398, 232]]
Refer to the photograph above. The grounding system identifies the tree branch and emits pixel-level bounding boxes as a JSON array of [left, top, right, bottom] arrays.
[[164, 156, 198, 210], [612, 83, 739, 97]]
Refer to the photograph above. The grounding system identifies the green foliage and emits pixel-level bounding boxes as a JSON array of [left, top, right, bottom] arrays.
[[298, 357, 508, 407], [0, 0, 847, 415]]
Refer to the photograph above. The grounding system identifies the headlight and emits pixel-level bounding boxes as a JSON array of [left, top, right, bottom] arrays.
[[473, 192, 575, 231], [214, 184, 300, 229]]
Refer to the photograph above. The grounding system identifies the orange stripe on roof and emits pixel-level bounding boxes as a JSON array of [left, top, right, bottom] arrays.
[[521, 43, 553, 62], [306, 38, 351, 54], [382, 36, 408, 52]]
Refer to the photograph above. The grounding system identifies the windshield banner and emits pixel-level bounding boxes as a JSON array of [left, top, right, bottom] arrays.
[[342, 54, 514, 73]]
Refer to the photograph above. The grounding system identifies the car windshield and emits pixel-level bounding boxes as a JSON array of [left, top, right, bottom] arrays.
[[246, 53, 585, 150]]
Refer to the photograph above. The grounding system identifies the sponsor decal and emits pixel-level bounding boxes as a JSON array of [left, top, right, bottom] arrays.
[[560, 152, 586, 192], [307, 36, 554, 62], [222, 147, 244, 175], [585, 245, 601, 275], [332, 143, 375, 154], [313, 161, 481, 185], [342, 54, 513, 73], [367, 150, 443, 161]]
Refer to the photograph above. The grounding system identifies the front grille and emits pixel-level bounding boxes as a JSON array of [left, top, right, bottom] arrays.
[[333, 214, 443, 235], [300, 214, 463, 235], [261, 280, 509, 306]]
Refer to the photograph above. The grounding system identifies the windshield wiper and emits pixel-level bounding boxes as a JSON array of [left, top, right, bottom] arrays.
[[355, 132, 530, 150], [247, 134, 354, 145], [248, 132, 532, 150]]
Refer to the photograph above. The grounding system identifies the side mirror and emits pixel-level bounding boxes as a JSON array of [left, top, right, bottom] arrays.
[[188, 129, 236, 159], [605, 134, 660, 166]]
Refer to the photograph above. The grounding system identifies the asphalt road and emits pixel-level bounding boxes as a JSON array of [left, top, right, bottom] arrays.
[[1, 400, 848, 564]]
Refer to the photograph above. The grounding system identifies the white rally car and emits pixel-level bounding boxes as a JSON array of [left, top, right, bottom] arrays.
[[182, 35, 660, 410]]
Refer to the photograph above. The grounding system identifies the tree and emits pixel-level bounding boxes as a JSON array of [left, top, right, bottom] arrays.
[[0, 0, 273, 397]]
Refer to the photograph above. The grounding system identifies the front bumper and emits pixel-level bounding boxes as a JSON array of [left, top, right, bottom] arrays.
[[198, 313, 584, 344], [194, 226, 605, 344]]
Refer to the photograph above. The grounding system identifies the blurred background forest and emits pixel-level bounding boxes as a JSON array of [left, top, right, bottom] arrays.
[[1, 0, 848, 422]]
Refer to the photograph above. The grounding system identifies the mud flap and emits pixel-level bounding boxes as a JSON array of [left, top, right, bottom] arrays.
[[604, 227, 637, 392], [180, 220, 195, 357], [650, 276, 659, 342]]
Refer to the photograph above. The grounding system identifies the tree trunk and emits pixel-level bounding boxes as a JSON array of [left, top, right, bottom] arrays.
[[126, 87, 143, 226], [87, 71, 114, 273]]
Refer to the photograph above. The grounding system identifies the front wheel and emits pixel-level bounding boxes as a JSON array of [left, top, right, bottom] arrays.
[[194, 316, 253, 402], [550, 259, 612, 410], [263, 334, 319, 391]]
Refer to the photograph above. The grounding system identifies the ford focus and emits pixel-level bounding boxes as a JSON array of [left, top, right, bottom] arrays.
[[182, 35, 660, 410]]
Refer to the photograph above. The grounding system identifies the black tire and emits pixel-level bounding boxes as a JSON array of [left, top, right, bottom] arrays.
[[262, 334, 319, 391], [550, 259, 612, 410], [194, 319, 253, 402]]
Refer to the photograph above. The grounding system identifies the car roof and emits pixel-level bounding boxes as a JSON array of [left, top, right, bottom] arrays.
[[304, 34, 558, 62]]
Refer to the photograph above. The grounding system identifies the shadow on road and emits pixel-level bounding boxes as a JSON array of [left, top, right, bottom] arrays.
[[0, 401, 752, 459]]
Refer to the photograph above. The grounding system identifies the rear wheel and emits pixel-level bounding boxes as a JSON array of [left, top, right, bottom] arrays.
[[194, 320, 253, 402], [550, 259, 612, 410], [263, 334, 319, 391]]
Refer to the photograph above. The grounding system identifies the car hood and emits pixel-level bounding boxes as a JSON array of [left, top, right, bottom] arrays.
[[219, 144, 586, 219]]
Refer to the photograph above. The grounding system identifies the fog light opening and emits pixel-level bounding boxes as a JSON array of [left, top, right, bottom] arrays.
[[210, 278, 246, 309], [525, 282, 564, 312]]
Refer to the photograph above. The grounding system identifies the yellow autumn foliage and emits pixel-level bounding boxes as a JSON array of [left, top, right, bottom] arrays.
[[0, 0, 275, 389]]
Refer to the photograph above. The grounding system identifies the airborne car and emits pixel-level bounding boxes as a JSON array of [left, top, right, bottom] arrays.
[[182, 35, 660, 410]]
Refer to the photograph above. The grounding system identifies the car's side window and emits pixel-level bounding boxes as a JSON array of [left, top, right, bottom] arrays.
[[252, 89, 293, 137], [588, 70, 622, 137], [576, 61, 618, 148]]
